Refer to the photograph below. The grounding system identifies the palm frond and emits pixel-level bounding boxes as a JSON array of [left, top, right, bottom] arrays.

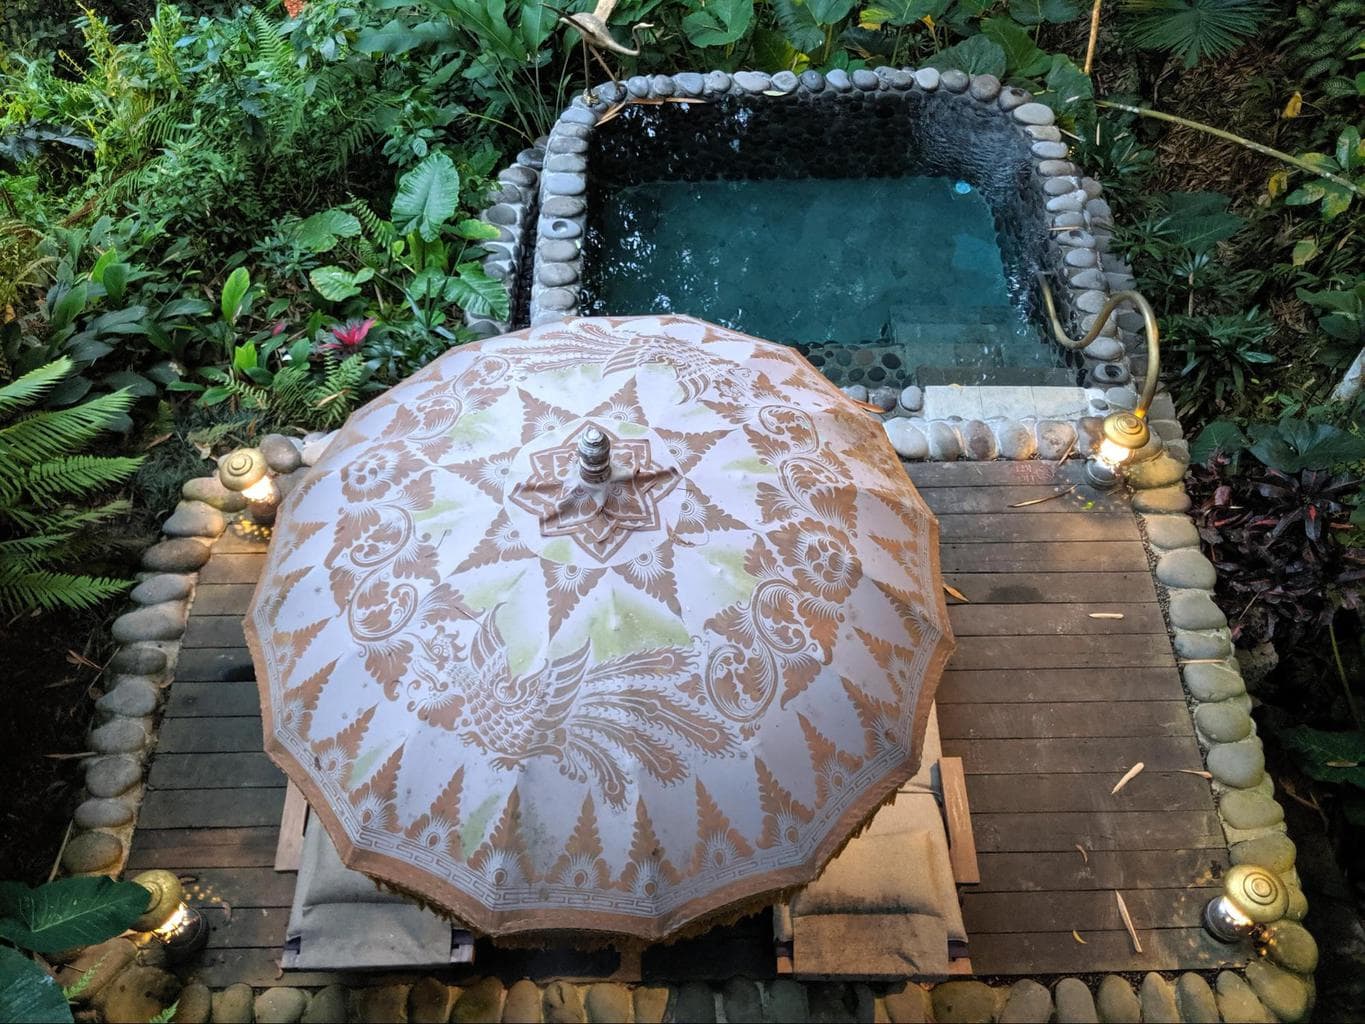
[[0, 565, 133, 615], [23, 455, 144, 506], [1120, 0, 1271, 65]]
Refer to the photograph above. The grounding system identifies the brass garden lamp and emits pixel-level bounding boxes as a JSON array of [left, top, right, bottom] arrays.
[[1202, 865, 1288, 943], [1037, 275, 1161, 489], [218, 447, 280, 525], [131, 870, 208, 962]]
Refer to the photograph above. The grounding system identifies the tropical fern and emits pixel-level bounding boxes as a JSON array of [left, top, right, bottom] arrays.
[[0, 357, 143, 614], [1119, 0, 1271, 66]]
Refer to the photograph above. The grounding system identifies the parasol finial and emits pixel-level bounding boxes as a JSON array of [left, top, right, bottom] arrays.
[[578, 426, 612, 484]]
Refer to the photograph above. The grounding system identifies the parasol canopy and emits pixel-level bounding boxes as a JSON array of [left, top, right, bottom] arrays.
[[246, 315, 954, 940]]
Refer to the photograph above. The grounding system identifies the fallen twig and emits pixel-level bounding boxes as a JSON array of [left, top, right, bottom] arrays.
[[1112, 762, 1145, 794], [1088, 612, 1125, 620], [943, 583, 969, 603], [1175, 769, 1214, 779], [1009, 483, 1077, 508], [1075, 843, 1089, 864], [1115, 891, 1142, 953]]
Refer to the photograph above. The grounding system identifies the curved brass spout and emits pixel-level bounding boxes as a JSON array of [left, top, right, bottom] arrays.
[[1035, 273, 1161, 418]]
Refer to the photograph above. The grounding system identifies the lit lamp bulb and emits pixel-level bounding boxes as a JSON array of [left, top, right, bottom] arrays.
[[1202, 865, 1288, 943], [218, 448, 279, 525], [132, 870, 208, 963], [1086, 410, 1151, 490]]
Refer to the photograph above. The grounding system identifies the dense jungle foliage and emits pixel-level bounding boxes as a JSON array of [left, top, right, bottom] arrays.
[[1, 0, 1362, 1007]]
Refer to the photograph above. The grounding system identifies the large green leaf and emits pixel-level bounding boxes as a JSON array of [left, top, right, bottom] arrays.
[[807, 0, 855, 23], [771, 0, 824, 52], [449, 263, 510, 320], [682, 0, 754, 47], [928, 35, 1008, 77], [1009, 0, 1082, 23], [1162, 191, 1246, 251], [0, 947, 73, 1024], [0, 877, 149, 954], [1189, 419, 1248, 464], [295, 210, 362, 254], [220, 267, 250, 323], [308, 266, 376, 302], [980, 17, 1052, 76], [860, 0, 949, 26], [356, 17, 460, 54], [1246, 419, 1365, 472], [1280, 727, 1365, 788], [518, 0, 557, 50], [393, 152, 462, 242], [1036, 54, 1093, 117]]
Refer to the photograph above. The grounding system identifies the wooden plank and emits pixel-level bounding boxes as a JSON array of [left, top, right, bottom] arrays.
[[937, 511, 1140, 543], [948, 603, 1166, 636], [966, 927, 1241, 975], [165, 682, 262, 719], [937, 701, 1193, 739], [202, 905, 289, 950], [905, 460, 1080, 488], [127, 828, 280, 870], [275, 782, 309, 873], [213, 527, 273, 555], [962, 887, 1220, 934], [945, 635, 1175, 671], [936, 667, 1183, 704], [188, 947, 352, 989], [183, 616, 248, 649], [158, 716, 264, 754], [939, 757, 979, 885], [972, 850, 1228, 893], [180, 867, 299, 909], [191, 585, 258, 617], [962, 773, 1213, 814], [970, 811, 1225, 853], [942, 736, 1202, 774], [940, 572, 1158, 604], [199, 553, 268, 585], [940, 541, 1149, 573], [174, 648, 256, 682], [148, 753, 284, 790], [138, 787, 285, 830], [915, 486, 1123, 515]]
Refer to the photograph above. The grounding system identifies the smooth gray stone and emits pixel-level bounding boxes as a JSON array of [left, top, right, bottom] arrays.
[[851, 69, 880, 91], [1083, 336, 1124, 361], [1035, 419, 1077, 460], [799, 69, 825, 92], [498, 164, 537, 186], [1095, 976, 1139, 1023], [515, 145, 544, 169], [998, 86, 1030, 110], [928, 420, 962, 461], [212, 985, 255, 1024], [969, 74, 1001, 101], [542, 195, 585, 217], [1047, 192, 1087, 213], [142, 538, 210, 572], [913, 67, 940, 91], [539, 216, 582, 239], [483, 202, 520, 225], [999, 979, 1051, 1023], [672, 982, 715, 1023], [1014, 101, 1056, 125], [720, 978, 761, 1023], [255, 988, 309, 1024], [1175, 974, 1218, 1023], [1261, 920, 1318, 974], [770, 70, 799, 93], [995, 422, 1037, 460], [1183, 664, 1247, 702], [1175, 628, 1232, 660], [1026, 123, 1062, 140], [643, 73, 670, 97], [940, 68, 969, 92], [97, 677, 160, 718], [625, 75, 649, 97], [899, 385, 923, 412], [74, 798, 134, 829], [1053, 978, 1098, 1023], [182, 474, 246, 512], [90, 718, 147, 754], [86, 756, 141, 798], [704, 70, 731, 94], [537, 262, 578, 287], [260, 433, 302, 473], [1063, 246, 1097, 267], [674, 71, 705, 96], [732, 70, 771, 93], [1132, 485, 1191, 513], [111, 601, 188, 643], [841, 384, 869, 402], [868, 386, 898, 411], [889, 69, 915, 89], [560, 105, 598, 125], [1057, 228, 1096, 248], [1231, 832, 1296, 873], [540, 239, 580, 262], [130, 574, 193, 606], [1032, 140, 1069, 159], [1157, 548, 1216, 589], [1045, 176, 1081, 196], [62, 831, 123, 873], [543, 153, 585, 173], [546, 135, 588, 156], [826, 68, 852, 91], [1195, 700, 1252, 743], [542, 172, 586, 196], [1209, 739, 1267, 788], [539, 287, 578, 311], [1221, 790, 1285, 831], [885, 419, 928, 460], [162, 500, 225, 539], [1215, 971, 1275, 1024], [1138, 974, 1178, 1024], [964, 420, 997, 461], [593, 80, 625, 103]]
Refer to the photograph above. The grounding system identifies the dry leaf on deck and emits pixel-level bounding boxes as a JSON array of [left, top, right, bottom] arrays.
[[1072, 930, 1087, 944], [1088, 612, 1125, 620], [943, 583, 969, 603], [1111, 762, 1145, 794], [1115, 891, 1142, 953], [1009, 484, 1077, 508], [1075, 844, 1089, 863], [1176, 769, 1214, 779]]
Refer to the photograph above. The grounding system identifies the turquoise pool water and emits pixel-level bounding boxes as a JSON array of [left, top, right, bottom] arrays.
[[582, 175, 1065, 387]]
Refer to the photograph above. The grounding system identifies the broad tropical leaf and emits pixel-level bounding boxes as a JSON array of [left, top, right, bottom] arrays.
[[1246, 419, 1365, 472], [771, 0, 824, 52], [980, 17, 1052, 77], [0, 877, 149, 954], [220, 267, 251, 323], [393, 151, 462, 242], [0, 947, 72, 1024], [928, 35, 1008, 77], [295, 210, 363, 253], [860, 0, 949, 27], [309, 266, 376, 302], [1189, 419, 1248, 464], [1009, 0, 1082, 23], [449, 264, 511, 320], [1280, 727, 1365, 788], [683, 0, 755, 47]]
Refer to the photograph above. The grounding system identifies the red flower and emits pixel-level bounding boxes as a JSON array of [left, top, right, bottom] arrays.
[[323, 318, 374, 354], [271, 320, 287, 336]]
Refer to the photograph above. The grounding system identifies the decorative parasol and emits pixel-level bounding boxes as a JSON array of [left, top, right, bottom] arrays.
[[245, 315, 954, 941]]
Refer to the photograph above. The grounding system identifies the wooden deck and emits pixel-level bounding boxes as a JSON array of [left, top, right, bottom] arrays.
[[127, 459, 1238, 987]]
